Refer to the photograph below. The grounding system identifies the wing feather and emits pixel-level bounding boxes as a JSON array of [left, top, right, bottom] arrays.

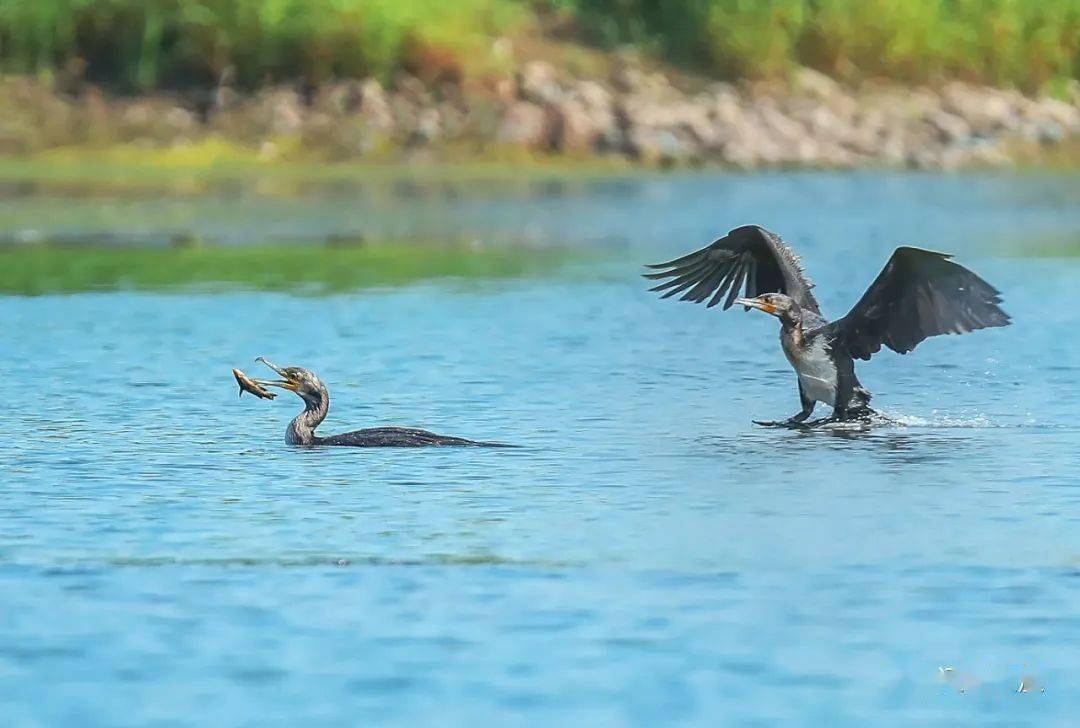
[[721, 263, 747, 310], [658, 269, 712, 299], [681, 264, 725, 302], [690, 264, 737, 304], [829, 247, 1010, 360], [644, 225, 820, 314], [646, 258, 713, 288]]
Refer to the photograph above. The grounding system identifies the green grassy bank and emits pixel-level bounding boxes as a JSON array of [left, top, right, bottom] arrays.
[[0, 241, 573, 295]]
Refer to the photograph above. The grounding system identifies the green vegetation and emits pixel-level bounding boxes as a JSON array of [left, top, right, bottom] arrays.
[[554, 0, 1079, 92], [0, 241, 572, 295], [0, 1, 1076, 92], [0, 0, 523, 90]]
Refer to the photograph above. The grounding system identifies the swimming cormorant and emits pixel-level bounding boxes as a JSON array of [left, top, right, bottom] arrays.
[[235, 357, 508, 447], [645, 225, 1010, 428]]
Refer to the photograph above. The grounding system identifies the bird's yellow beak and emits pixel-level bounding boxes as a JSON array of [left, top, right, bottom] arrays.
[[733, 297, 778, 315]]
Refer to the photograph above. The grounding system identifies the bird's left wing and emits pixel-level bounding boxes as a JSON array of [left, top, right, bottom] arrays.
[[644, 225, 821, 313], [826, 247, 1010, 361]]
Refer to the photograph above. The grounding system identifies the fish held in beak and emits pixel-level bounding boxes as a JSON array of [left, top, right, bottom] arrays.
[[233, 368, 277, 400]]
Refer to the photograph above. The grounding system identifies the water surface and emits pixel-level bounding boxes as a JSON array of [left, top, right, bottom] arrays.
[[3, 172, 1080, 725]]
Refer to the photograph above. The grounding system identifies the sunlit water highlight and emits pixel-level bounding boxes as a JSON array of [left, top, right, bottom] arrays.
[[3, 172, 1080, 725]]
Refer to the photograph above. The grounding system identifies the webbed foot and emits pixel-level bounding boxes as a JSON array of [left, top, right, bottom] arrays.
[[753, 418, 811, 430], [804, 407, 878, 428]]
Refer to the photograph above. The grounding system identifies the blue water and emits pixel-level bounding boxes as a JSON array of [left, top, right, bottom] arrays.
[[3, 172, 1080, 725]]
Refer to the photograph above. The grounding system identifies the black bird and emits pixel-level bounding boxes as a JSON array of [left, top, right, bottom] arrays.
[[645, 225, 1010, 428], [236, 357, 509, 447]]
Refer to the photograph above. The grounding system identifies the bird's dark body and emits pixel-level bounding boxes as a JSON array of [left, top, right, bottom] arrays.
[[282, 394, 509, 448], [314, 427, 503, 448], [646, 225, 1010, 427]]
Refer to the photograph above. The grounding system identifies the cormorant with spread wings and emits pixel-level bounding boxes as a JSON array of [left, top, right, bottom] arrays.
[[645, 225, 1010, 428]]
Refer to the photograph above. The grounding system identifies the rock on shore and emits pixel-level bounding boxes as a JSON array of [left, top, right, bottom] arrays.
[[1, 61, 1077, 169]]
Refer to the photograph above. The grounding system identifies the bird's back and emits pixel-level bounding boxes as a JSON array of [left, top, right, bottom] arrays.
[[316, 427, 506, 447]]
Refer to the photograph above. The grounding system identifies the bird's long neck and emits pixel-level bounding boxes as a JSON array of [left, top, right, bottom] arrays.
[[783, 317, 804, 347], [778, 307, 806, 353], [287, 391, 329, 446]]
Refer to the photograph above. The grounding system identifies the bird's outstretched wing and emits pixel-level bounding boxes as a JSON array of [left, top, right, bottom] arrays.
[[827, 247, 1010, 361], [644, 225, 820, 313]]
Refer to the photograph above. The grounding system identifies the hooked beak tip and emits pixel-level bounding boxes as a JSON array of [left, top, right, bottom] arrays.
[[256, 356, 290, 378], [244, 359, 299, 394]]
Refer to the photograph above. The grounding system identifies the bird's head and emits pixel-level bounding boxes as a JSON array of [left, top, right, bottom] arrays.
[[733, 293, 801, 323], [252, 357, 328, 409]]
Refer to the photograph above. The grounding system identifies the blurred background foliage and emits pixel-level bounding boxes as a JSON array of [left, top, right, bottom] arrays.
[[0, 0, 1076, 93], [0, 0, 524, 90], [553, 0, 1079, 91]]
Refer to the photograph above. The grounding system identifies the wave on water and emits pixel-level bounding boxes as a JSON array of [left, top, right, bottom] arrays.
[[881, 411, 1001, 429], [798, 410, 1039, 431], [863, 411, 1066, 430]]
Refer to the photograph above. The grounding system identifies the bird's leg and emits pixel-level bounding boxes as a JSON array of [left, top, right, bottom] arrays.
[[801, 373, 859, 427], [845, 406, 876, 422], [801, 401, 848, 428], [839, 379, 877, 423], [753, 385, 815, 428]]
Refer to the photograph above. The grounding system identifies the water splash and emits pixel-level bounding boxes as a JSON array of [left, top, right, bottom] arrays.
[[883, 411, 1000, 428]]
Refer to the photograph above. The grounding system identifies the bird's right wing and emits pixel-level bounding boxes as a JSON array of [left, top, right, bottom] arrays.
[[826, 246, 1010, 360], [644, 225, 821, 313]]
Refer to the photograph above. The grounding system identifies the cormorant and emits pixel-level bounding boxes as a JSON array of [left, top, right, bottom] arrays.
[[234, 357, 508, 447], [645, 225, 1010, 428]]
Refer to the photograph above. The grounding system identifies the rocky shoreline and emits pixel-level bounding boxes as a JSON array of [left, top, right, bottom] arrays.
[[2, 62, 1078, 170]]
